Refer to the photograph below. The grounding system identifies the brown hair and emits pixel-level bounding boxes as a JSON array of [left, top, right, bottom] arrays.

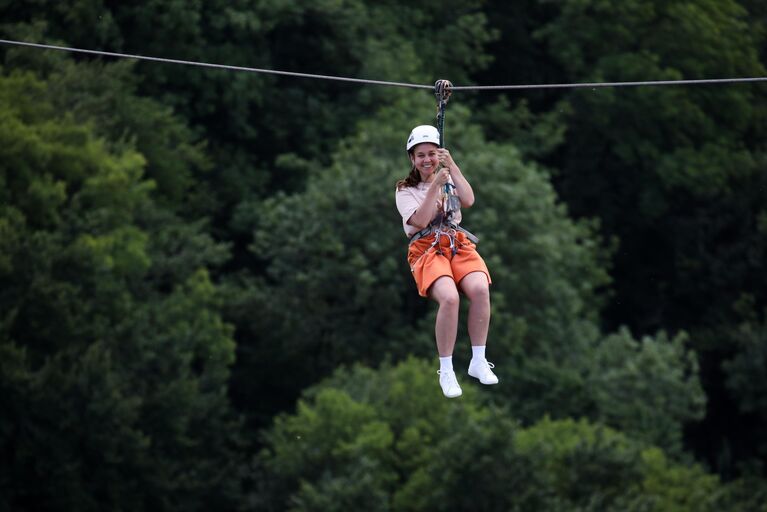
[[395, 152, 421, 190]]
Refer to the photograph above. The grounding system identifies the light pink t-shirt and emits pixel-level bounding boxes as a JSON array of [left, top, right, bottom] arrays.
[[395, 177, 462, 238]]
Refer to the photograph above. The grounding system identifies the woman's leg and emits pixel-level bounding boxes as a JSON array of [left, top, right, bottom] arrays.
[[429, 276, 460, 357], [460, 271, 498, 384], [459, 271, 491, 347]]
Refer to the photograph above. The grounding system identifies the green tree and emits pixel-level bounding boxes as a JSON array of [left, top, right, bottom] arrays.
[[0, 69, 241, 511], [535, 0, 767, 334], [721, 303, 767, 471], [1, 0, 757, 503], [587, 328, 705, 455], [1, 0, 497, 196], [255, 358, 723, 511], [45, 59, 211, 213], [533, 0, 767, 475]]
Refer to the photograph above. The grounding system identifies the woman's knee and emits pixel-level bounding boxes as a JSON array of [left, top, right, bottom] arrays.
[[431, 278, 460, 308], [440, 289, 460, 309], [462, 273, 490, 302]]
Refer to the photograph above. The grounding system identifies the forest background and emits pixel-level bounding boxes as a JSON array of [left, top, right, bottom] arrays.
[[2, 0, 767, 510]]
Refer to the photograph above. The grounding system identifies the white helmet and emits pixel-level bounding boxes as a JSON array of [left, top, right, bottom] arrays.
[[406, 125, 440, 151]]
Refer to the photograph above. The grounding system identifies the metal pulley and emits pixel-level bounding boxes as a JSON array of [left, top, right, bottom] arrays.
[[434, 79, 453, 105], [434, 79, 453, 148]]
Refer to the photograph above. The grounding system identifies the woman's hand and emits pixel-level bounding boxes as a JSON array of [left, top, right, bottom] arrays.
[[437, 148, 456, 169], [432, 168, 451, 187]]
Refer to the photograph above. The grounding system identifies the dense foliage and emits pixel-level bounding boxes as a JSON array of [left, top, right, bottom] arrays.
[[2, 0, 767, 509]]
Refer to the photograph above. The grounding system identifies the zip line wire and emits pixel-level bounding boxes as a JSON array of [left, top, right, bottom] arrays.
[[0, 39, 432, 90], [3, 38, 767, 91]]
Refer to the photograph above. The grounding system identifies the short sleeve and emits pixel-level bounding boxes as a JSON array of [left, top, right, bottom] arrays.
[[395, 186, 421, 237]]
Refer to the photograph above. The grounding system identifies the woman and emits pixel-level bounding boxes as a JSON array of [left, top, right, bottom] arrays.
[[395, 124, 497, 398]]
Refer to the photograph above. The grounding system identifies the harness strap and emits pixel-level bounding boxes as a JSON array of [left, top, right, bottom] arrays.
[[408, 221, 479, 246]]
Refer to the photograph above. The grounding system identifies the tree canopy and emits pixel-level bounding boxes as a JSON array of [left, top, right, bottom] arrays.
[[2, 0, 767, 509]]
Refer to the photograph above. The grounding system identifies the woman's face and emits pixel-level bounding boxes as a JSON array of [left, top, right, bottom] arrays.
[[410, 143, 440, 180]]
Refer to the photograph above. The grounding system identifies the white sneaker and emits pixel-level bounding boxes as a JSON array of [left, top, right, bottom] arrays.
[[468, 359, 499, 385], [438, 370, 463, 398]]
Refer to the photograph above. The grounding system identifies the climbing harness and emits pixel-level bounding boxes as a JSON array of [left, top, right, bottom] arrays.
[[409, 215, 479, 246], [407, 80, 479, 258], [408, 216, 479, 270]]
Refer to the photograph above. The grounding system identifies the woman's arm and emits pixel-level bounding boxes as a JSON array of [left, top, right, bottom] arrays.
[[438, 148, 474, 208], [407, 170, 450, 229]]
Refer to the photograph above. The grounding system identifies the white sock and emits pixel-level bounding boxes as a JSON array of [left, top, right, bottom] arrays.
[[439, 356, 453, 372], [471, 345, 486, 361]]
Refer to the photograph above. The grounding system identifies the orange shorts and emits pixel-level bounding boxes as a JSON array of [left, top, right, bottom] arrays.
[[407, 231, 491, 297]]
